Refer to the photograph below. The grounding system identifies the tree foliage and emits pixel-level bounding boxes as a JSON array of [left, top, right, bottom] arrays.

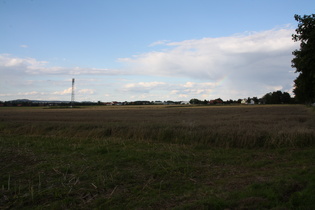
[[292, 14, 315, 104], [189, 98, 201, 104], [262, 91, 292, 104]]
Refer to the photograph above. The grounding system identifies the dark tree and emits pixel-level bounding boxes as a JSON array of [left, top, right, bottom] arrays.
[[189, 98, 201, 104], [262, 93, 272, 104], [252, 97, 259, 104], [271, 91, 282, 104], [292, 14, 315, 104], [262, 91, 292, 104], [281, 92, 292, 104]]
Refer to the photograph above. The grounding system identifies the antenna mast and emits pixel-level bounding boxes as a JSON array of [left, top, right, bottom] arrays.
[[71, 78, 75, 108]]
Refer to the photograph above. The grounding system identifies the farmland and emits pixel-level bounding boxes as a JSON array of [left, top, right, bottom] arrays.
[[1, 105, 315, 209]]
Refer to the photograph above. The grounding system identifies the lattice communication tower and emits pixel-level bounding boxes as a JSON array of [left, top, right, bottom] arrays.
[[71, 78, 75, 108]]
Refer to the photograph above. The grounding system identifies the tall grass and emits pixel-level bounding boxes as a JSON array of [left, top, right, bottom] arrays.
[[1, 105, 314, 148]]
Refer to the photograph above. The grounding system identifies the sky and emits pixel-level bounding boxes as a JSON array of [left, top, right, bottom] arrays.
[[1, 0, 314, 102]]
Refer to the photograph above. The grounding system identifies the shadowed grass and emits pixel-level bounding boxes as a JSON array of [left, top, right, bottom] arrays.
[[1, 135, 314, 209]]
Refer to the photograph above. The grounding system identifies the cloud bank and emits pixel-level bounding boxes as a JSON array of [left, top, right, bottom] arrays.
[[119, 28, 298, 99], [0, 27, 299, 101]]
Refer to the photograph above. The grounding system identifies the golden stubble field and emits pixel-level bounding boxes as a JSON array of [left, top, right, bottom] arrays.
[[1, 104, 314, 148]]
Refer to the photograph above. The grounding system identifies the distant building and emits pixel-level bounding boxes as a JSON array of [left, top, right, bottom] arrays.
[[209, 99, 223, 105], [241, 99, 255, 105]]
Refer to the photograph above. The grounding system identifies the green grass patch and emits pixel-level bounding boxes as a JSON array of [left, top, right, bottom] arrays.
[[1, 135, 315, 209]]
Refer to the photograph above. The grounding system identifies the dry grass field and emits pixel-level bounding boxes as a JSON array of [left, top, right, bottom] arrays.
[[0, 104, 315, 209], [1, 104, 314, 148]]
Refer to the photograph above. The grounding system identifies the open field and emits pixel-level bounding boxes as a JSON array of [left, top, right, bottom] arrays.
[[1, 105, 315, 209]]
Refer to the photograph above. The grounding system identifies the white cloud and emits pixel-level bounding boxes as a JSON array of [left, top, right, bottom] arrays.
[[0, 54, 47, 68], [119, 28, 299, 99], [174, 82, 218, 99], [182, 82, 194, 88], [20, 45, 28, 48], [178, 94, 189, 98], [120, 81, 220, 100], [78, 89, 95, 94], [53, 88, 72, 95], [148, 40, 170, 47], [52, 88, 95, 96], [123, 81, 167, 93], [0, 54, 121, 76], [125, 81, 166, 88]]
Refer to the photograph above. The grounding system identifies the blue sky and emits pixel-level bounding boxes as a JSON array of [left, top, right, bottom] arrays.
[[1, 0, 314, 102]]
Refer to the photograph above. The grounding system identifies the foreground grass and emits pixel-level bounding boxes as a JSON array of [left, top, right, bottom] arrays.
[[1, 105, 315, 209], [1, 135, 315, 209]]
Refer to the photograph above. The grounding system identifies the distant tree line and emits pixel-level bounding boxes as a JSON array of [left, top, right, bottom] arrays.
[[0, 91, 294, 107], [189, 91, 293, 105], [261, 91, 293, 104]]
